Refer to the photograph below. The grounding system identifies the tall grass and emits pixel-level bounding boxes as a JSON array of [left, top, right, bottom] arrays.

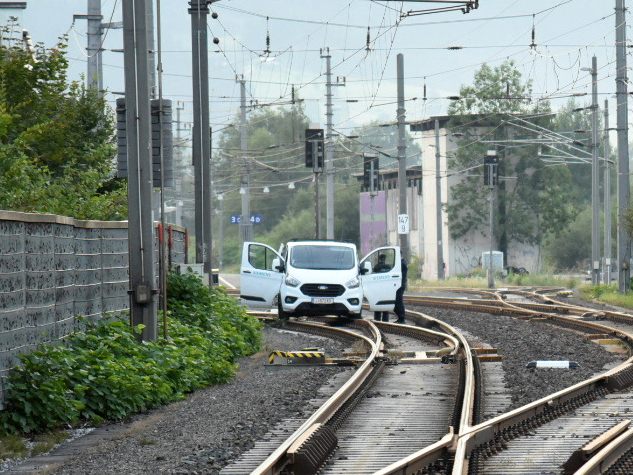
[[410, 273, 580, 290], [579, 284, 633, 309]]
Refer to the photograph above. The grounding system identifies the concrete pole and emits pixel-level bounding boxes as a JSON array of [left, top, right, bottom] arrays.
[[218, 196, 224, 269], [238, 77, 253, 243], [189, 0, 212, 273], [616, 0, 631, 293], [206, 126, 213, 284], [146, 0, 156, 98], [87, 0, 101, 90], [122, 0, 157, 341], [434, 119, 444, 279], [175, 101, 184, 204], [396, 53, 409, 262], [488, 178, 495, 289], [590, 56, 601, 285], [604, 99, 612, 284], [323, 49, 335, 240]]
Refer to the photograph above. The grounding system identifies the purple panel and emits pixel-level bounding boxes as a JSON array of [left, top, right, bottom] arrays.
[[359, 191, 388, 256]]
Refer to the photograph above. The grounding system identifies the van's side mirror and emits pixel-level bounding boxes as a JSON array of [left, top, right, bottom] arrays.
[[272, 258, 285, 272]]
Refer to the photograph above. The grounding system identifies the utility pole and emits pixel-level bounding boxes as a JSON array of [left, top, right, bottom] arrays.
[[434, 119, 444, 279], [314, 140, 321, 239], [604, 99, 612, 284], [122, 0, 156, 341], [146, 0, 156, 98], [218, 194, 224, 269], [174, 100, 185, 225], [616, 0, 631, 293], [74, 0, 123, 91], [87, 0, 101, 90], [396, 53, 409, 262], [189, 0, 213, 283], [238, 76, 253, 243], [485, 151, 499, 289], [321, 48, 344, 240], [590, 56, 601, 285]]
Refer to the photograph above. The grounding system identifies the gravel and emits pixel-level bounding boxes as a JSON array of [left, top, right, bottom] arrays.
[[411, 306, 626, 409], [10, 302, 626, 473], [48, 325, 350, 475]]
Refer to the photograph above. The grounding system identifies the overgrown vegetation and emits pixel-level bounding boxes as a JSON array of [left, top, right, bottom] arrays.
[[411, 272, 579, 290], [0, 273, 261, 435], [0, 26, 125, 219], [580, 284, 633, 309]]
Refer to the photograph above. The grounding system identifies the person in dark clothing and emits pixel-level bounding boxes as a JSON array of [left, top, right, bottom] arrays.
[[372, 253, 392, 322], [394, 258, 408, 323]]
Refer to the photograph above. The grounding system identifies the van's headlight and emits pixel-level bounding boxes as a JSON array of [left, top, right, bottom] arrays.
[[285, 275, 301, 287], [346, 277, 360, 289]]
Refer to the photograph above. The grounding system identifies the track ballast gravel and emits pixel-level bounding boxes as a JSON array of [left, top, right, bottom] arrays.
[[411, 306, 625, 409], [51, 325, 350, 475], [18, 302, 625, 474]]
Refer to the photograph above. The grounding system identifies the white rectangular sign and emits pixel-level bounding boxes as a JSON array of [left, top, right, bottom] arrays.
[[397, 214, 410, 234]]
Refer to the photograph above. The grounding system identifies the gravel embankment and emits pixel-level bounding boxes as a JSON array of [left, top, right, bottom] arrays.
[[49, 325, 350, 475], [11, 301, 625, 474], [411, 306, 626, 409]]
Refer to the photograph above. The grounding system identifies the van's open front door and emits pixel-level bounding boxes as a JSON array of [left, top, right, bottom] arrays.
[[240, 242, 284, 308], [359, 246, 402, 312]]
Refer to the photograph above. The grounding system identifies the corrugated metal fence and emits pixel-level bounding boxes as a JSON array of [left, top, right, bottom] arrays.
[[0, 211, 188, 407]]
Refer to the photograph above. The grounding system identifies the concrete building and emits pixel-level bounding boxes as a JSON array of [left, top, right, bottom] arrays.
[[410, 115, 539, 280], [358, 166, 423, 272], [357, 115, 542, 280]]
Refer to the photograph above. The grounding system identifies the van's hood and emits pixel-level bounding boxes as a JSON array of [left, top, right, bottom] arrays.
[[286, 267, 358, 285]]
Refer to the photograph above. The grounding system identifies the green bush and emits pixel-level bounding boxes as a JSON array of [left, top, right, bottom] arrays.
[[0, 272, 262, 434]]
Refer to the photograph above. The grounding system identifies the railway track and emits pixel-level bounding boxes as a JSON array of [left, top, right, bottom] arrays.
[[227, 285, 633, 474]]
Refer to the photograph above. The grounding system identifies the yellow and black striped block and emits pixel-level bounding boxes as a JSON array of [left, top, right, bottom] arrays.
[[268, 350, 325, 365]]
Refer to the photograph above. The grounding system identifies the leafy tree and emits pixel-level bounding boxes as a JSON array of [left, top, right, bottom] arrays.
[[543, 206, 592, 270], [550, 99, 609, 206], [0, 32, 125, 219], [446, 60, 577, 256]]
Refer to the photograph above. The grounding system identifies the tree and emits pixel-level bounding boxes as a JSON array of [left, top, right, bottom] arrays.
[[0, 32, 125, 219], [544, 206, 591, 270], [446, 60, 577, 255], [214, 103, 311, 235], [550, 99, 609, 206]]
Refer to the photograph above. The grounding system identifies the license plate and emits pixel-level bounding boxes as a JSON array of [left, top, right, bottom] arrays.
[[312, 297, 334, 304]]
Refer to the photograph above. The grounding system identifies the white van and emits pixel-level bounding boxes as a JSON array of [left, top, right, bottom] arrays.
[[240, 240, 402, 318]]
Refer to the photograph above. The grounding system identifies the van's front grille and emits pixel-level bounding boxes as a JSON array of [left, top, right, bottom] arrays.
[[300, 284, 345, 297]]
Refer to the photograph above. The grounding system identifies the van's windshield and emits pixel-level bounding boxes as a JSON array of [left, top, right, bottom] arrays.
[[289, 245, 356, 270]]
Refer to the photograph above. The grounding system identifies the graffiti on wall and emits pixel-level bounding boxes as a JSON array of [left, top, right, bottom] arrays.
[[360, 191, 388, 256]]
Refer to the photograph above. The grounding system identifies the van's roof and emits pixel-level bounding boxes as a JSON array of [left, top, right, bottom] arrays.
[[286, 240, 356, 249]]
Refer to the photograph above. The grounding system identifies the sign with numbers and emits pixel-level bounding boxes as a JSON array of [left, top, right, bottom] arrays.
[[397, 214, 409, 234], [230, 214, 264, 224]]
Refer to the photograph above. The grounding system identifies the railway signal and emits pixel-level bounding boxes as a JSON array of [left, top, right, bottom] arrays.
[[483, 153, 499, 187], [306, 128, 325, 238], [484, 151, 499, 289], [305, 128, 324, 170], [362, 153, 379, 193]]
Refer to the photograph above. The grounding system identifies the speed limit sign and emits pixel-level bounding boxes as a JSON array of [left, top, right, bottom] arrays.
[[397, 214, 410, 234]]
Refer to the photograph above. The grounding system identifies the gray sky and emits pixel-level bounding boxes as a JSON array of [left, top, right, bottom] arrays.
[[6, 0, 625, 136]]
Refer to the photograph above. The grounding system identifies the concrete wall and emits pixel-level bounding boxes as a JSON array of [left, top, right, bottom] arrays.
[[0, 211, 187, 407]]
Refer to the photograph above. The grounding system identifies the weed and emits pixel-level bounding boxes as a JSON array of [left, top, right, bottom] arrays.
[[0, 434, 27, 460]]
